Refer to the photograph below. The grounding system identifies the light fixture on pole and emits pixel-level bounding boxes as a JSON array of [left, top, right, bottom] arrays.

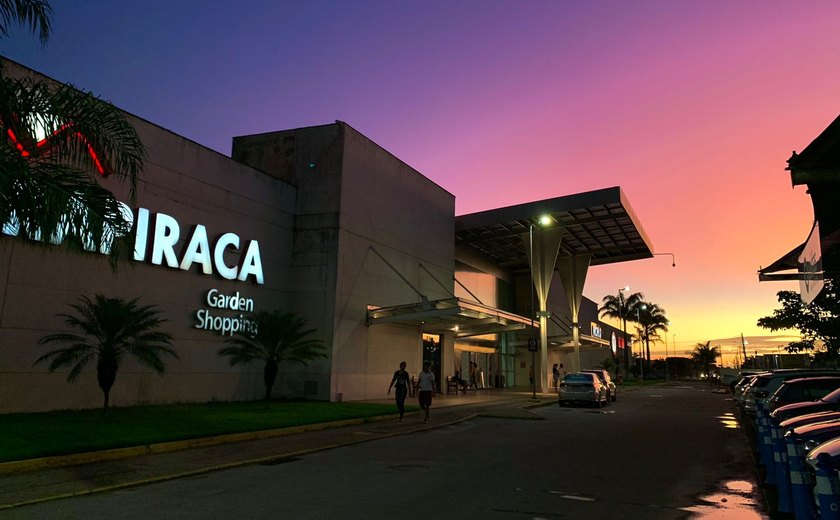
[[654, 252, 676, 267]]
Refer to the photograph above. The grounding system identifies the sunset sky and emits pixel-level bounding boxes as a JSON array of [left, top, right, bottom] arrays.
[[4, 1, 839, 365]]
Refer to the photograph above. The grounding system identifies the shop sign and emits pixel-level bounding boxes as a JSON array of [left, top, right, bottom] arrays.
[[195, 288, 258, 336], [591, 322, 602, 338], [133, 207, 264, 284]]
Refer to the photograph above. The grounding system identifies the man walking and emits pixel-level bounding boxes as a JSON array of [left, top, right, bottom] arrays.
[[417, 361, 436, 423], [387, 361, 412, 422]]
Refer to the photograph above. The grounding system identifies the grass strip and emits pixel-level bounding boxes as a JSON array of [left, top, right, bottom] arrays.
[[0, 400, 417, 462]]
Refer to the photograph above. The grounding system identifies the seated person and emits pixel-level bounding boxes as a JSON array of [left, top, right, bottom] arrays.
[[452, 370, 468, 392]]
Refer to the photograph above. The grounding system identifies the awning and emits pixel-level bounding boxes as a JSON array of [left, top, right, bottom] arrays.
[[366, 297, 536, 338], [454, 186, 654, 275]]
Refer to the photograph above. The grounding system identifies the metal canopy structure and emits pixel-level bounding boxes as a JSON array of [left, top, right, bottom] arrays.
[[366, 298, 534, 338], [455, 186, 653, 273]]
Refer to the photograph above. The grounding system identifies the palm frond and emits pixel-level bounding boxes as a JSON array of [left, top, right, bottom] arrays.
[[0, 0, 52, 44]]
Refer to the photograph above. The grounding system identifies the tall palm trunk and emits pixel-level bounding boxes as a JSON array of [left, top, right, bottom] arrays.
[[97, 356, 117, 410]]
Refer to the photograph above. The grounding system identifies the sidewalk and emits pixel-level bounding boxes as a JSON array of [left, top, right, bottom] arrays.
[[0, 390, 556, 510]]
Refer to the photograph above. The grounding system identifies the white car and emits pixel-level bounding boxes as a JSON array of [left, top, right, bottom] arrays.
[[558, 372, 608, 407]]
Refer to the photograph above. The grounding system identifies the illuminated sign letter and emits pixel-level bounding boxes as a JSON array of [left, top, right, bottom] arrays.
[[151, 213, 180, 268], [179, 225, 213, 274], [214, 232, 240, 281], [133, 207, 150, 261], [238, 240, 264, 284]]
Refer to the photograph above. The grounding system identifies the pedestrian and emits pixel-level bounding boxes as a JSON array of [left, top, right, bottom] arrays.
[[528, 365, 534, 387], [469, 361, 479, 390], [418, 361, 436, 423], [552, 363, 560, 392], [387, 361, 412, 421]]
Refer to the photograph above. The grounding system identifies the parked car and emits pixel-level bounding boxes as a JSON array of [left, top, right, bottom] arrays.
[[734, 372, 767, 410], [582, 369, 617, 402], [743, 370, 840, 415], [767, 376, 840, 411], [779, 410, 840, 432], [771, 387, 840, 423], [558, 372, 608, 407], [788, 419, 840, 455], [804, 436, 840, 518]]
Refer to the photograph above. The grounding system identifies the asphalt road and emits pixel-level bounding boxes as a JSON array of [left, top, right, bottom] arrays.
[[5, 383, 767, 519]]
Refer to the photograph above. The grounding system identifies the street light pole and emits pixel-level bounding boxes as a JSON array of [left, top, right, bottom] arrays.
[[636, 304, 646, 380], [619, 286, 630, 382], [529, 224, 537, 400]]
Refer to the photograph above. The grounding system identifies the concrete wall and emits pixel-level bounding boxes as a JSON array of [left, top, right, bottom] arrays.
[[232, 123, 456, 402], [334, 124, 455, 400]]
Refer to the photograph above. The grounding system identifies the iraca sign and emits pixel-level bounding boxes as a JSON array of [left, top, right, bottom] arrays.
[[133, 208, 264, 285]]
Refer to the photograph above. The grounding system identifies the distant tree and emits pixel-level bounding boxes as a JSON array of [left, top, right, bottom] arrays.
[[1, 0, 145, 261], [757, 278, 840, 365], [218, 310, 327, 401], [597, 356, 615, 374], [36, 295, 177, 410], [691, 341, 719, 378]]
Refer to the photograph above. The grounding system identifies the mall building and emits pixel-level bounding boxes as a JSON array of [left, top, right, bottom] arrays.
[[0, 59, 653, 413]]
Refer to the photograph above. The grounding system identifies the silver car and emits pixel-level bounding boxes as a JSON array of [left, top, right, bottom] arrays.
[[582, 369, 617, 402], [558, 372, 608, 407]]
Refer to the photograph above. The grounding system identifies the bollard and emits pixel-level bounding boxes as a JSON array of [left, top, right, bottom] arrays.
[[786, 432, 817, 520], [773, 426, 793, 512], [814, 452, 840, 520], [764, 417, 778, 485]]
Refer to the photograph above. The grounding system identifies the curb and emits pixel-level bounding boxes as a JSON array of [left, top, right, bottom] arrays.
[[0, 399, 553, 510]]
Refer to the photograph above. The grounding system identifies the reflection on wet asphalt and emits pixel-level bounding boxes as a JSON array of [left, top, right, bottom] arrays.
[[683, 480, 768, 519]]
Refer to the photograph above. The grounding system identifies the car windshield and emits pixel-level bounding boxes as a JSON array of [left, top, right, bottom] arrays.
[[823, 387, 840, 403], [564, 373, 593, 383], [583, 370, 606, 382]]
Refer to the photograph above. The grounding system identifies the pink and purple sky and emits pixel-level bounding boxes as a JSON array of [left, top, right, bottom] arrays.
[[4, 1, 840, 364]]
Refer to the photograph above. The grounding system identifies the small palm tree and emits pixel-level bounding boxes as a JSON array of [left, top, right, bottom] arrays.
[[36, 294, 177, 410], [691, 341, 719, 379], [218, 310, 327, 401]]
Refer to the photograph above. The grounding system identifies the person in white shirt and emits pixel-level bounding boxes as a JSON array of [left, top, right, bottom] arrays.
[[417, 361, 436, 423]]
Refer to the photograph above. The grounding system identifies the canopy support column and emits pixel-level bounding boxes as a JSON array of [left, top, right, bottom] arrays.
[[527, 226, 563, 393], [557, 254, 592, 372]]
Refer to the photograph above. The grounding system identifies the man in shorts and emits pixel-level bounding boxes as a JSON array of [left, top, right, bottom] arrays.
[[417, 361, 436, 423]]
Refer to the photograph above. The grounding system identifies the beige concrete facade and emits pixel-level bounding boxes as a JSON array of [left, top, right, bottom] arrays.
[[1, 59, 638, 414]]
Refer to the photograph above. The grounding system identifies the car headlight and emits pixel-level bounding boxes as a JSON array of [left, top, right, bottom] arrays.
[[803, 439, 820, 453]]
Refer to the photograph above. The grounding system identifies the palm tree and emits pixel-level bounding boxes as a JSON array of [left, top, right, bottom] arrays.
[[691, 341, 719, 379], [36, 294, 177, 410], [218, 310, 327, 401], [636, 302, 669, 365], [1, 0, 145, 259], [600, 291, 643, 377]]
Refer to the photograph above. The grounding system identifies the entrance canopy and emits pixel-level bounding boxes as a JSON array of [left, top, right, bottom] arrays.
[[454, 186, 653, 275], [367, 297, 534, 338]]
